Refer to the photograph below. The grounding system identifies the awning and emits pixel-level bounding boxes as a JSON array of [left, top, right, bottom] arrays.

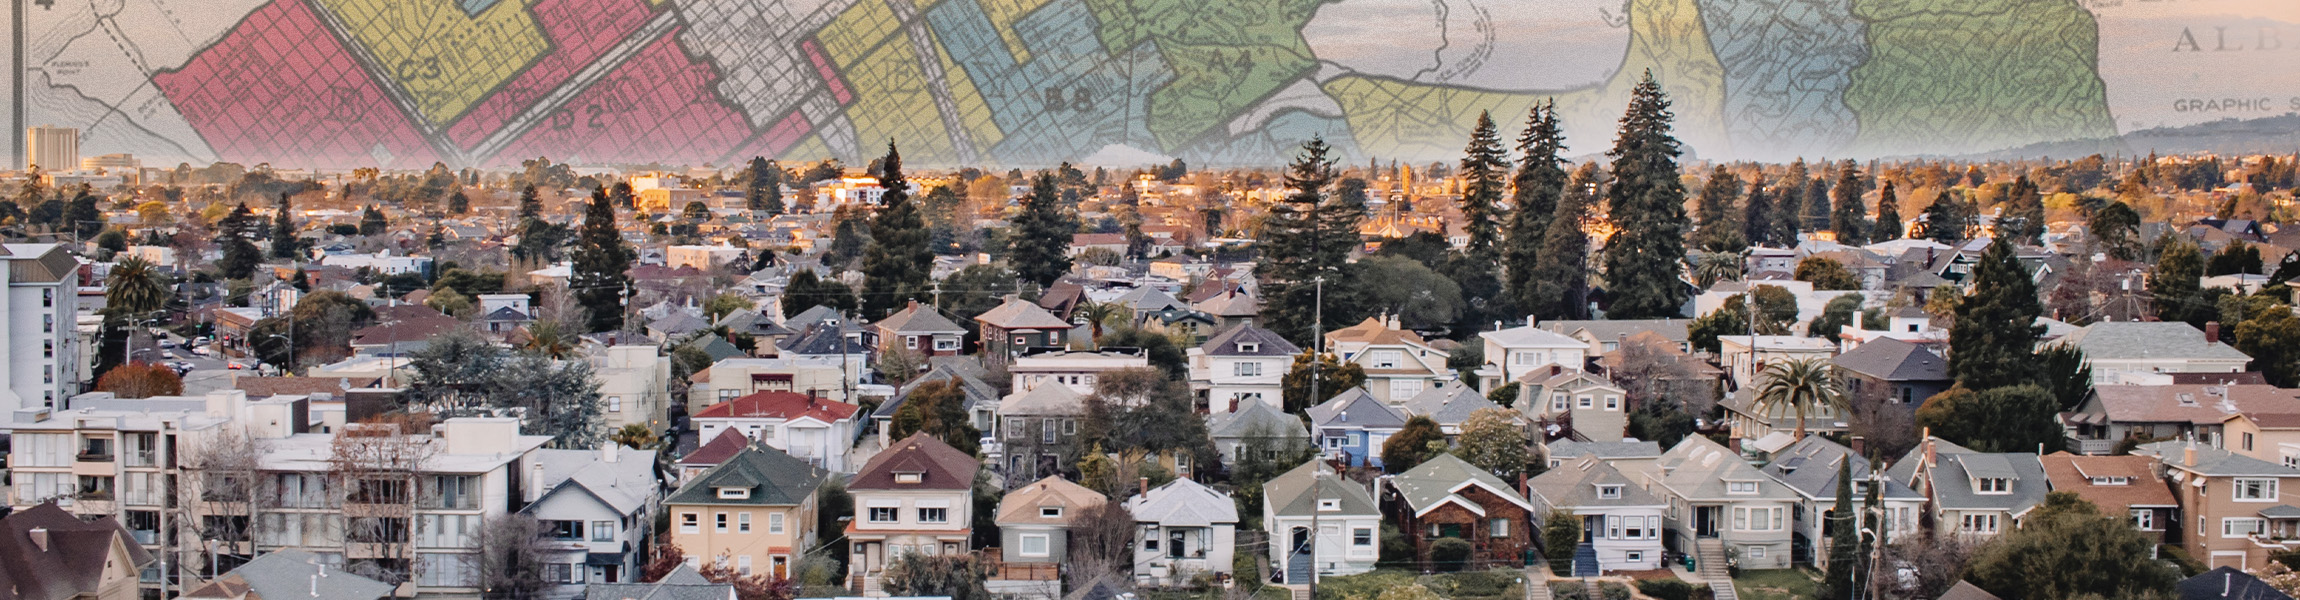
[[586, 552, 625, 566], [2259, 505, 2300, 519]]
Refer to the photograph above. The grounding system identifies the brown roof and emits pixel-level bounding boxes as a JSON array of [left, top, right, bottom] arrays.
[[993, 476, 1106, 525], [975, 297, 1071, 330], [2086, 384, 2300, 426], [0, 503, 154, 600], [850, 433, 980, 491], [2039, 453, 2176, 512], [232, 376, 378, 397], [679, 429, 750, 467], [1325, 316, 1428, 347], [1071, 233, 1126, 247], [350, 317, 466, 346]]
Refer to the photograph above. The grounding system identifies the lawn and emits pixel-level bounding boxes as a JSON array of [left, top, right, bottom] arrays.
[[1313, 568, 1531, 600], [1732, 568, 1821, 600]]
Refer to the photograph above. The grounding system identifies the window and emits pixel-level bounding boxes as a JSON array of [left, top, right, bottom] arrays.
[[1007, 418, 1026, 439], [1597, 485, 1622, 499], [1239, 342, 1260, 354], [1391, 379, 1423, 399], [1372, 351, 1401, 369], [2246, 433, 2256, 451], [592, 521, 614, 542], [609, 397, 622, 413], [430, 475, 477, 509], [2225, 518, 2268, 538], [1041, 507, 1063, 518], [737, 555, 753, 575], [1578, 396, 1593, 409], [738, 512, 752, 533], [1235, 362, 1263, 377], [1959, 513, 2000, 534], [1490, 518, 1510, 538], [1064, 419, 1077, 435], [2132, 509, 2156, 531], [918, 508, 948, 523], [906, 336, 919, 349], [718, 487, 751, 500], [42, 340, 51, 358], [1354, 528, 1373, 546], [869, 508, 898, 523], [43, 314, 51, 333], [545, 520, 586, 540], [715, 513, 728, 533], [1622, 517, 1644, 539], [545, 564, 573, 584], [1626, 551, 1645, 563], [1042, 419, 1058, 443], [42, 289, 52, 307], [1976, 478, 2010, 494], [1020, 534, 1050, 557], [2089, 476, 2130, 486], [769, 513, 785, 534], [681, 513, 699, 534], [1604, 396, 1619, 410], [935, 338, 958, 351], [2234, 478, 2279, 502], [1727, 481, 1759, 494], [1733, 507, 1785, 531], [1747, 546, 1766, 559], [1318, 499, 1340, 511]]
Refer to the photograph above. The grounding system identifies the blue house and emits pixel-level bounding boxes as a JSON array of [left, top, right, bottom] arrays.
[[1305, 388, 1408, 468]]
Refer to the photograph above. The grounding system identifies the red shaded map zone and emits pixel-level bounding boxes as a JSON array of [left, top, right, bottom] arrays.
[[153, 0, 437, 169], [446, 0, 657, 148], [730, 111, 812, 161], [487, 30, 752, 167]]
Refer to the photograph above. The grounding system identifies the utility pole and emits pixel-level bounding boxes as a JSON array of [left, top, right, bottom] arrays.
[[1309, 275, 1324, 458]]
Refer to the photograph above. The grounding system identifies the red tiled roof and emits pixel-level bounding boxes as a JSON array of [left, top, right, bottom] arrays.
[[691, 390, 860, 423], [679, 428, 750, 466]]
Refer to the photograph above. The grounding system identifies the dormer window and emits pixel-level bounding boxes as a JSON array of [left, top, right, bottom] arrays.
[[1597, 485, 1622, 499], [1318, 499, 1340, 511], [1976, 478, 2010, 494], [896, 472, 924, 484], [716, 487, 751, 500], [1238, 342, 1259, 353], [1041, 507, 1063, 518], [1726, 481, 1758, 495], [2089, 476, 2130, 486]]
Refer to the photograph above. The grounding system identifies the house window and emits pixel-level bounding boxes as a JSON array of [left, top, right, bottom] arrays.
[[681, 513, 698, 534], [2225, 518, 2267, 538], [1391, 379, 1423, 399], [769, 513, 785, 534], [1578, 396, 1592, 409], [1318, 499, 1340, 511], [738, 512, 752, 533], [2132, 509, 2156, 531], [1727, 482, 1758, 494], [1354, 528, 1373, 546], [1733, 507, 1784, 531], [934, 338, 958, 352], [1020, 534, 1050, 557], [1042, 420, 1059, 443], [1626, 551, 1645, 563], [1747, 546, 1766, 559], [1959, 513, 2000, 534], [2244, 433, 2255, 451], [1235, 362, 1263, 377], [869, 508, 898, 523], [592, 521, 615, 542], [1490, 518, 1510, 538], [2088, 477, 2130, 486], [1597, 485, 1622, 499], [918, 508, 948, 523], [737, 555, 752, 575], [1552, 394, 1567, 412], [1372, 351, 1401, 369], [906, 336, 918, 349], [1041, 507, 1063, 518], [609, 397, 622, 413], [42, 340, 51, 358], [1239, 342, 1260, 354], [1604, 396, 1619, 410], [1647, 516, 1660, 539], [1976, 478, 2010, 494], [2234, 478, 2280, 502], [715, 513, 728, 533], [1623, 517, 1644, 539], [1064, 419, 1077, 435], [718, 487, 750, 500]]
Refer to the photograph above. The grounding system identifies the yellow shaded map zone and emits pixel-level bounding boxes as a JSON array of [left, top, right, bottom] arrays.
[[936, 38, 1003, 151], [845, 42, 957, 163], [975, 0, 1052, 63], [317, 0, 549, 125], [817, 0, 902, 66], [1323, 0, 1730, 160], [781, 134, 834, 165]]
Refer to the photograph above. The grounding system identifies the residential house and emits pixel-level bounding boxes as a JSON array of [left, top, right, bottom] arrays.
[[1127, 478, 1239, 587], [1830, 337, 1951, 410], [875, 363, 1000, 449], [1595, 330, 1724, 411], [1648, 436, 1797, 570], [2221, 413, 2300, 468], [1382, 453, 1535, 569], [691, 390, 861, 471], [2038, 452, 2176, 549], [1068, 233, 1128, 257], [993, 383, 1084, 483], [1543, 440, 1663, 480], [1010, 348, 1149, 395], [1720, 385, 1850, 448], [698, 357, 863, 406], [1540, 319, 1692, 355], [1207, 398, 1312, 464], [1474, 324, 1589, 391], [1757, 436, 1925, 567], [1108, 288, 1191, 327], [2177, 567, 2296, 600], [846, 433, 982, 595], [0, 502, 153, 600], [995, 476, 1104, 565], [2061, 384, 2300, 455], [180, 549, 395, 600], [1834, 307, 1946, 352], [594, 345, 673, 431], [2057, 322, 2253, 385], [1527, 455, 1668, 575], [475, 293, 534, 334], [582, 565, 736, 600], [977, 297, 1075, 368], [1305, 388, 1408, 469], [523, 445, 662, 593], [1187, 325, 1299, 414], [667, 442, 828, 580], [1324, 316, 1451, 405], [1886, 437, 2051, 543], [1716, 335, 1837, 390], [1263, 460, 1381, 583], [2135, 441, 2300, 570], [1193, 288, 1260, 332], [677, 429, 751, 485], [1516, 366, 1630, 443], [873, 301, 967, 358], [1399, 382, 1504, 438]]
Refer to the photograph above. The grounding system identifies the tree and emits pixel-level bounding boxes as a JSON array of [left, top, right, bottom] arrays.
[[1999, 175, 2046, 245], [1917, 188, 1972, 246], [1751, 359, 1846, 440], [1008, 173, 1073, 288], [1964, 492, 2177, 600], [1872, 181, 1902, 242], [473, 514, 550, 600], [1455, 408, 1530, 480], [1543, 510, 1581, 568], [1506, 100, 1568, 317], [1915, 385, 2063, 453], [359, 204, 387, 235], [1951, 237, 2045, 390], [1259, 138, 1366, 344], [1809, 293, 1863, 343], [571, 188, 633, 332], [2209, 240, 2265, 276], [1064, 500, 1138, 588], [1600, 72, 1692, 319], [781, 269, 858, 318], [1822, 460, 1856, 600], [1449, 111, 1510, 329], [2036, 344, 2095, 410], [1382, 415, 1445, 473], [1281, 352, 1366, 413], [1803, 177, 1831, 233], [1695, 165, 1744, 250], [446, 188, 470, 214], [745, 157, 786, 214], [1688, 284, 1799, 352], [1358, 256, 1465, 330], [1743, 181, 1781, 247], [1527, 163, 1603, 320], [2151, 238, 2206, 327], [1795, 257, 1860, 290], [610, 423, 657, 449], [828, 205, 871, 266], [95, 362, 183, 398], [881, 553, 989, 600], [860, 143, 933, 320], [2236, 300, 2300, 387], [518, 183, 543, 220], [1093, 327, 1187, 379], [2088, 200, 2140, 260], [216, 203, 263, 279], [270, 193, 300, 259], [704, 292, 754, 323], [890, 380, 981, 455], [1692, 251, 1743, 288], [1828, 160, 1868, 245]]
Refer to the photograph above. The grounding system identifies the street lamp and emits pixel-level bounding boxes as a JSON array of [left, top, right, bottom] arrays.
[[258, 333, 293, 374]]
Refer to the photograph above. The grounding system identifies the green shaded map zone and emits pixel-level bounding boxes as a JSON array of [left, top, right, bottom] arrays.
[[1844, 0, 2116, 156], [1079, 0, 1324, 150]]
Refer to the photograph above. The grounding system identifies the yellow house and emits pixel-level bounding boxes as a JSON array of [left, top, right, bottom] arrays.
[[2221, 413, 2300, 468], [666, 442, 829, 579]]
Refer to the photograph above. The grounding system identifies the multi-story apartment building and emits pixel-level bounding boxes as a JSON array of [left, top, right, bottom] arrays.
[[593, 345, 672, 432], [0, 243, 82, 411]]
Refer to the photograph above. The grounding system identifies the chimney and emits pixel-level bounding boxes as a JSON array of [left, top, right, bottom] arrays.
[[2206, 321, 2221, 344], [1850, 436, 1867, 457], [27, 528, 48, 552], [1923, 433, 1937, 469], [1550, 364, 1563, 376], [1228, 396, 1240, 413], [2185, 443, 2198, 467], [528, 462, 546, 503], [602, 442, 619, 463], [2226, 572, 2233, 597], [1139, 477, 1150, 497], [1728, 437, 1742, 453]]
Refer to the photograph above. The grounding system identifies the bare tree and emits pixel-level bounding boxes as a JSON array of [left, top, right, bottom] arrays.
[[473, 514, 551, 600], [1877, 535, 1976, 600], [329, 413, 441, 587], [1604, 334, 1713, 413], [177, 426, 274, 579], [1064, 501, 1137, 591], [1846, 387, 1920, 461]]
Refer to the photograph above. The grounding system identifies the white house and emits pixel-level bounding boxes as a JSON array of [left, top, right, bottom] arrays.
[[1010, 348, 1150, 395], [1127, 478, 1238, 587], [1186, 325, 1299, 414], [1263, 460, 1381, 583], [523, 444, 661, 593], [691, 390, 861, 472], [1324, 316, 1453, 405], [1527, 455, 1668, 574], [595, 345, 672, 431], [2056, 321, 2252, 385], [1475, 322, 1588, 391]]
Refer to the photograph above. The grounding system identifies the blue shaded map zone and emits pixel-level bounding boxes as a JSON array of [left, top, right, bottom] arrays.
[[458, 0, 503, 17], [925, 0, 1175, 166], [1694, 0, 1868, 162]]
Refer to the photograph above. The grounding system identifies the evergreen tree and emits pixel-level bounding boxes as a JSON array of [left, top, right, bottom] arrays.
[[217, 203, 263, 280], [1008, 173, 1073, 288], [745, 156, 785, 214], [2000, 175, 2046, 245], [1448, 111, 1509, 329], [1694, 164, 1743, 250], [1259, 138, 1365, 344], [2149, 239, 2205, 326], [1919, 189, 1972, 246], [1527, 164, 1601, 319], [859, 142, 932, 320], [1741, 181, 1778, 247], [1599, 72, 1692, 319], [571, 188, 633, 332], [1964, 165, 1985, 187], [608, 182, 636, 209], [270, 193, 299, 260], [1505, 100, 1568, 314], [447, 188, 469, 214], [1802, 176, 1831, 233], [518, 184, 542, 221], [1823, 460, 1857, 600], [1829, 160, 1868, 245], [1950, 236, 2045, 390], [1872, 181, 1902, 241]]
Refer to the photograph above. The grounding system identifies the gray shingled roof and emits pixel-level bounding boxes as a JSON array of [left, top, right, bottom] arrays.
[[2059, 322, 2252, 362], [1388, 453, 1535, 514], [1758, 436, 1923, 502], [1198, 325, 1301, 357], [1125, 477, 1239, 527], [1831, 337, 1949, 382], [1208, 398, 1308, 440], [1265, 460, 1379, 517], [1540, 319, 1691, 345], [1653, 436, 1798, 502], [585, 565, 734, 600], [2136, 441, 2300, 477], [1306, 388, 1408, 431], [1528, 455, 1665, 509], [1546, 440, 1662, 461], [1919, 447, 2050, 513], [208, 549, 395, 600], [1400, 382, 1502, 426]]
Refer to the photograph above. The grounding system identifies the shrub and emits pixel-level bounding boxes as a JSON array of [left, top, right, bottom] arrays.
[[1600, 581, 1632, 600], [1430, 537, 1473, 572], [1637, 578, 1699, 600], [1550, 582, 1588, 600]]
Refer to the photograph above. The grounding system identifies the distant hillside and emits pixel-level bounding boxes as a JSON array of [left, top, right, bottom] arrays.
[[1939, 113, 2300, 160]]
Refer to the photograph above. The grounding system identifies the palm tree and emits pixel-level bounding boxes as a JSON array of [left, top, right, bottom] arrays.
[[1693, 251, 1744, 288], [104, 257, 171, 317], [1077, 300, 1129, 342], [1751, 358, 1846, 440], [610, 423, 656, 449], [522, 319, 577, 359]]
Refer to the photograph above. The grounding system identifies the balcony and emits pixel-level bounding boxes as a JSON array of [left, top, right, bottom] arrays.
[[2067, 438, 2114, 455], [75, 450, 114, 463]]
